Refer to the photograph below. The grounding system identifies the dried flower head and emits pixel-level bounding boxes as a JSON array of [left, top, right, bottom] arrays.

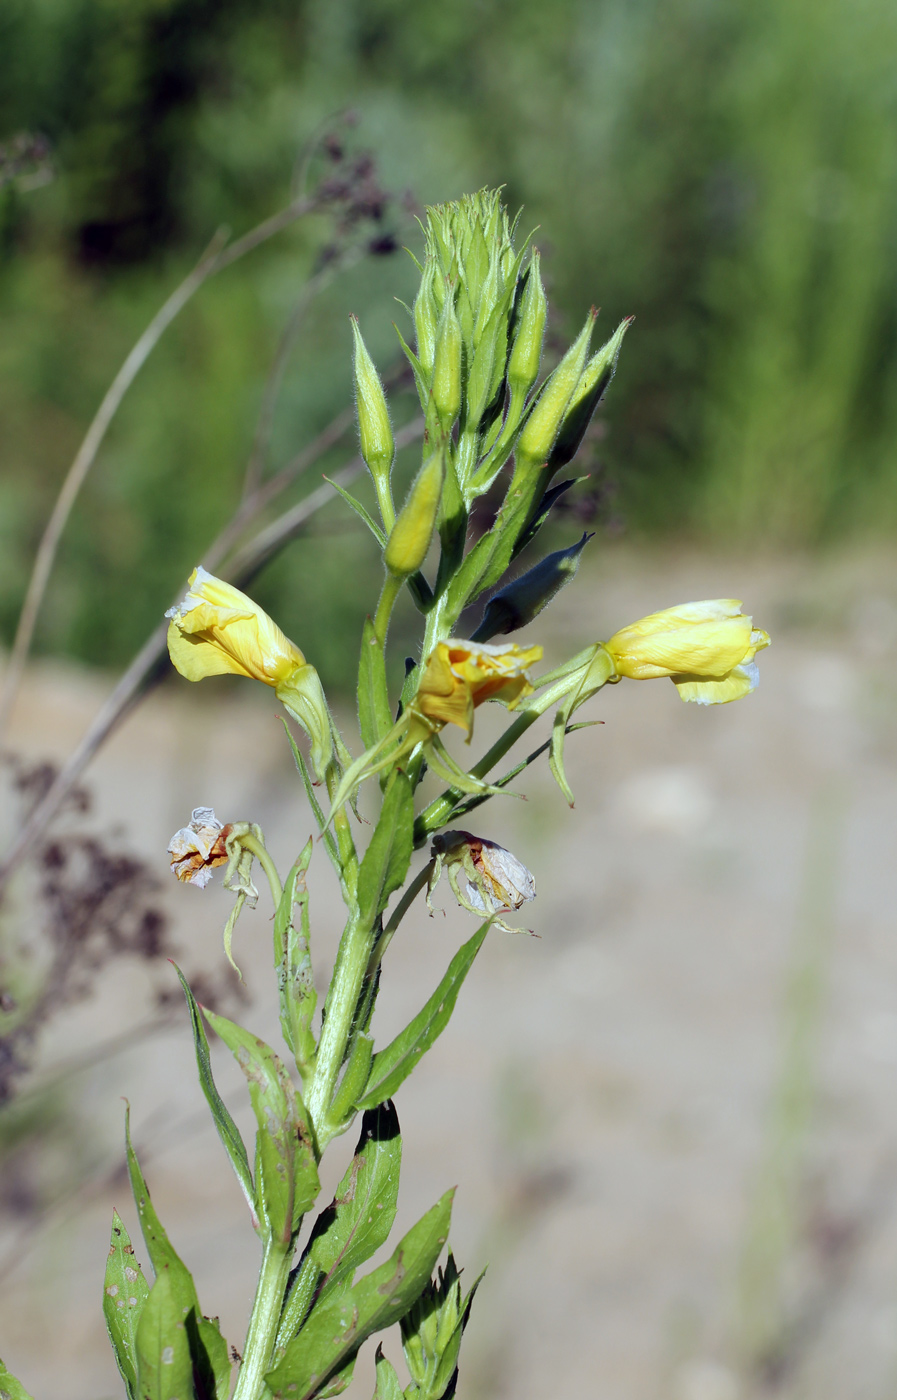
[[167, 806, 230, 889]]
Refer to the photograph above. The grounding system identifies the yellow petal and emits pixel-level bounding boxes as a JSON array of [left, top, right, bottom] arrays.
[[166, 566, 305, 686], [673, 660, 760, 705]]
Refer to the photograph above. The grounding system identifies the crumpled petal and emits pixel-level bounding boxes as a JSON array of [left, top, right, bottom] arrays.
[[415, 639, 543, 736], [167, 806, 230, 887]]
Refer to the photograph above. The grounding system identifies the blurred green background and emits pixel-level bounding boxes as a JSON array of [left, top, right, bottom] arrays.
[[2, 0, 897, 686]]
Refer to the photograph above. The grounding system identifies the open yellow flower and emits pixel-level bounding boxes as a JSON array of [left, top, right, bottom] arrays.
[[166, 567, 332, 775], [166, 566, 305, 684], [413, 639, 543, 738], [604, 599, 770, 704]]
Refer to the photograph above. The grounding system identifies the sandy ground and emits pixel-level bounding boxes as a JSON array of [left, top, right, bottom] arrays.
[[2, 545, 897, 1400]]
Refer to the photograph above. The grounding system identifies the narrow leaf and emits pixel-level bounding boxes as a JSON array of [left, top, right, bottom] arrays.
[[324, 477, 388, 547], [203, 1010, 320, 1244], [371, 1349, 404, 1400], [358, 616, 394, 752], [279, 1102, 402, 1348], [276, 847, 318, 1077], [280, 716, 341, 860], [125, 1110, 231, 1400], [0, 1359, 35, 1400], [134, 1267, 194, 1400], [266, 1191, 454, 1400], [103, 1209, 150, 1399], [358, 923, 489, 1110], [356, 773, 414, 929], [174, 966, 256, 1227]]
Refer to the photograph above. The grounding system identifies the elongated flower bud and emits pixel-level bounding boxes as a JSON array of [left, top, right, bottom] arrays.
[[507, 249, 547, 403], [431, 290, 462, 434], [351, 317, 395, 488], [384, 452, 444, 577], [472, 532, 593, 640], [413, 258, 439, 380], [548, 316, 632, 471], [515, 309, 596, 475], [603, 598, 771, 704]]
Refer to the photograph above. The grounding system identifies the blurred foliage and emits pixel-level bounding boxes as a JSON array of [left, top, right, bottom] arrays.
[[2, 0, 897, 683]]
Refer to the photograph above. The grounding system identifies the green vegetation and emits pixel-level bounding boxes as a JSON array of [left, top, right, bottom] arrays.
[[2, 0, 896, 677]]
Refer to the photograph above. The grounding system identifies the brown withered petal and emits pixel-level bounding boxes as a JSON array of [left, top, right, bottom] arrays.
[[167, 806, 231, 889]]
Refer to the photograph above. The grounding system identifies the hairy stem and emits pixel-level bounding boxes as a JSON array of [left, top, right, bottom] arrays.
[[232, 1236, 293, 1400]]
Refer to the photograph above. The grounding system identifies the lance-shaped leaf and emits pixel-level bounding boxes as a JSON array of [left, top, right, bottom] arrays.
[[276, 845, 318, 1078], [280, 718, 342, 879], [103, 1209, 150, 1399], [174, 966, 257, 1228], [358, 924, 489, 1110], [325, 477, 388, 547], [356, 773, 413, 929], [125, 1110, 231, 1400], [278, 1102, 402, 1348], [0, 1358, 36, 1400], [134, 1267, 194, 1400], [358, 616, 394, 752], [266, 1190, 454, 1400], [371, 1348, 404, 1400], [203, 1009, 320, 1245]]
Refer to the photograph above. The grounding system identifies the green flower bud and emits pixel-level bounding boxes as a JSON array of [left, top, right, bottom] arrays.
[[507, 248, 547, 402], [515, 309, 596, 475], [351, 316, 395, 487], [471, 532, 593, 640], [547, 315, 633, 471], [430, 291, 462, 435], [384, 451, 444, 577], [414, 258, 439, 381]]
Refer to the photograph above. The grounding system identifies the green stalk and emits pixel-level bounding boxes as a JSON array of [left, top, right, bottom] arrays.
[[238, 832, 284, 908], [373, 570, 403, 647], [232, 1236, 293, 1400], [365, 858, 435, 980], [305, 909, 369, 1148]]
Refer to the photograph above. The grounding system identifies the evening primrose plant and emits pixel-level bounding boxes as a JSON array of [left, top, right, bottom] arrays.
[[0, 190, 769, 1400]]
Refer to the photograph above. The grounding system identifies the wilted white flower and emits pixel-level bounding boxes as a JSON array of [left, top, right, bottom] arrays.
[[167, 806, 230, 888], [428, 830, 536, 932]]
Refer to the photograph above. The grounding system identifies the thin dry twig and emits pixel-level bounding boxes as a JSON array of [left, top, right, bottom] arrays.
[[0, 184, 342, 746]]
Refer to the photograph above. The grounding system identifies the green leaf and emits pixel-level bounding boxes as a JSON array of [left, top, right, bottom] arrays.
[[134, 1267, 194, 1400], [203, 1010, 320, 1245], [266, 1190, 454, 1400], [0, 1358, 36, 1400], [276, 846, 318, 1078], [103, 1209, 150, 1399], [125, 1112, 231, 1400], [279, 1102, 403, 1349], [371, 1348, 404, 1400], [280, 717, 342, 876], [356, 773, 413, 929], [358, 923, 490, 1110], [325, 477, 388, 547], [358, 616, 394, 752], [174, 966, 257, 1228]]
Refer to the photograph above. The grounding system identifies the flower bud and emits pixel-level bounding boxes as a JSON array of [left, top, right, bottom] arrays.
[[351, 316, 394, 488], [472, 532, 592, 640], [400, 1252, 480, 1400], [507, 248, 547, 403], [514, 309, 596, 475], [547, 316, 632, 471], [413, 257, 439, 381], [384, 451, 444, 577], [430, 290, 462, 435]]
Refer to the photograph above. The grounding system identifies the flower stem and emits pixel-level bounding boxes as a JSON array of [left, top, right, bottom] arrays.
[[365, 859, 435, 980], [305, 909, 368, 1148], [238, 832, 284, 908], [232, 1236, 293, 1400], [373, 570, 403, 647]]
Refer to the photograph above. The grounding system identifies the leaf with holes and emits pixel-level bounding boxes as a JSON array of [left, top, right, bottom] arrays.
[[103, 1209, 149, 1399]]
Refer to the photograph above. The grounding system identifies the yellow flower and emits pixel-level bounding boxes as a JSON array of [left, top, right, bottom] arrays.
[[604, 599, 770, 705], [413, 639, 543, 737], [166, 567, 332, 775], [166, 566, 305, 685]]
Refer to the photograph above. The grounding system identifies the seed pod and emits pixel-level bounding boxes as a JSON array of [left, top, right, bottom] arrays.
[[384, 451, 445, 577], [351, 317, 395, 487]]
